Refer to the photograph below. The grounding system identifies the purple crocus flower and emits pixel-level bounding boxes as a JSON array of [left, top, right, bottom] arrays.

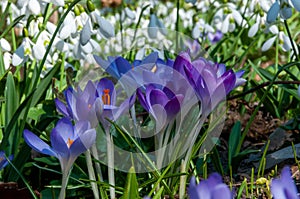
[[137, 84, 184, 125], [93, 52, 160, 80], [172, 52, 245, 114], [188, 174, 233, 199], [207, 30, 223, 44], [23, 118, 96, 172], [0, 151, 13, 170], [271, 166, 299, 199], [55, 80, 103, 128], [95, 78, 136, 129]]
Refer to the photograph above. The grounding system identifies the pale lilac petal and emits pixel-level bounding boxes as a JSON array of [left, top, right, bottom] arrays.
[[70, 129, 96, 158], [23, 130, 57, 157], [55, 99, 70, 118], [52, 118, 74, 145], [50, 127, 70, 159]]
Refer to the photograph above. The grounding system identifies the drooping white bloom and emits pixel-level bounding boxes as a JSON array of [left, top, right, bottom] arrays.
[[261, 25, 294, 52], [213, 3, 245, 33]]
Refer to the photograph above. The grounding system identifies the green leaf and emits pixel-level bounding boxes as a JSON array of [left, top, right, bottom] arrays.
[[5, 72, 19, 127], [152, 186, 164, 199], [122, 167, 139, 199], [228, 121, 241, 167]]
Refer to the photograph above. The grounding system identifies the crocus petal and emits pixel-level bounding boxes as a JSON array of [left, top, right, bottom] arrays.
[[55, 99, 70, 118], [70, 129, 96, 158], [164, 95, 184, 119], [137, 88, 150, 112], [97, 78, 116, 105], [280, 167, 298, 198], [114, 57, 132, 76], [212, 184, 232, 199], [50, 127, 70, 159], [149, 89, 169, 107], [267, 1, 280, 23], [271, 179, 287, 199], [188, 176, 202, 199], [74, 121, 91, 136], [23, 130, 57, 157], [262, 36, 276, 52], [52, 118, 74, 145]]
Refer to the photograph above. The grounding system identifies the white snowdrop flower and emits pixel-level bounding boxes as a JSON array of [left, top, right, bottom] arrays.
[[213, 3, 245, 33], [3, 52, 11, 70], [17, 0, 41, 16], [59, 12, 77, 39], [12, 37, 33, 66], [32, 30, 51, 60], [0, 38, 11, 52], [196, 0, 220, 13], [192, 18, 215, 40], [248, 14, 267, 37], [261, 24, 293, 52], [298, 85, 300, 97]]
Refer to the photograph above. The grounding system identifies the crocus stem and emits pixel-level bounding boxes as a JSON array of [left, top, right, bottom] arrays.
[[106, 129, 115, 199], [59, 167, 72, 199], [91, 144, 103, 181], [85, 150, 100, 199], [179, 159, 186, 199]]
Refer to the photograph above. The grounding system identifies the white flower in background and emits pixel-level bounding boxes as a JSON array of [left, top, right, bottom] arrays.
[[213, 3, 245, 33], [0, 38, 11, 52], [196, 0, 220, 13], [261, 24, 295, 52], [3, 52, 12, 70], [16, 0, 41, 16], [12, 36, 33, 66], [0, 38, 12, 70], [248, 13, 267, 37], [192, 18, 215, 40], [267, 0, 300, 23]]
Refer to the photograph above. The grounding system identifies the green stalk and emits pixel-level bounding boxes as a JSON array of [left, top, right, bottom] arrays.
[[6, 156, 38, 199], [106, 129, 115, 199], [179, 159, 186, 199], [59, 167, 72, 199], [85, 150, 100, 199]]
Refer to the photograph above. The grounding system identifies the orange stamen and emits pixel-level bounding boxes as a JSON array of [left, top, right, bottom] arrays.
[[102, 89, 111, 105], [67, 138, 74, 148], [151, 65, 157, 73], [88, 104, 92, 109]]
